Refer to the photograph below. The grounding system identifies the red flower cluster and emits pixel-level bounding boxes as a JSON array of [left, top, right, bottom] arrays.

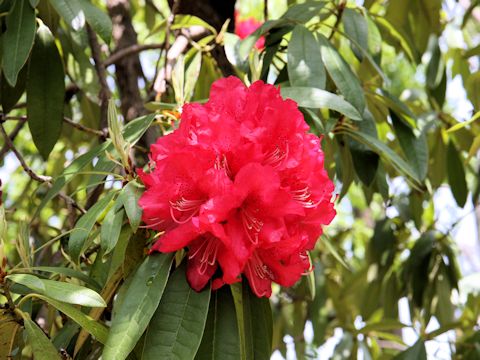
[[234, 13, 265, 49], [138, 77, 336, 297]]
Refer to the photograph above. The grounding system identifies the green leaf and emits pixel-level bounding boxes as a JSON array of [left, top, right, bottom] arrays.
[[123, 113, 156, 144], [143, 265, 211, 360], [8, 273, 106, 307], [2, 0, 35, 87], [184, 51, 203, 102], [281, 87, 362, 120], [27, 23, 65, 159], [288, 25, 325, 89], [1, 64, 27, 113], [6, 274, 46, 293], [446, 141, 468, 207], [172, 15, 217, 35], [120, 182, 143, 233], [318, 34, 365, 113], [374, 17, 415, 63], [348, 110, 379, 186], [22, 315, 61, 360], [393, 339, 427, 360], [282, 0, 326, 23], [40, 279, 107, 307], [343, 8, 369, 61], [391, 111, 428, 181], [103, 253, 173, 360], [447, 111, 480, 133], [230, 282, 273, 360], [32, 294, 108, 343], [340, 128, 423, 188], [48, 0, 85, 31], [36, 113, 154, 215], [68, 192, 116, 262], [78, 0, 112, 43], [30, 266, 102, 291], [36, 141, 110, 215], [101, 208, 125, 256], [30, 0, 40, 7], [426, 37, 443, 89], [195, 286, 241, 360]]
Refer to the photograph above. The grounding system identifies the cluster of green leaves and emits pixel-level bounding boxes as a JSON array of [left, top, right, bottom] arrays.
[[0, 0, 479, 359]]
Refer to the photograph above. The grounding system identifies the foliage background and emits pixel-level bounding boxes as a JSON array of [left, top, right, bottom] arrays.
[[0, 0, 479, 359]]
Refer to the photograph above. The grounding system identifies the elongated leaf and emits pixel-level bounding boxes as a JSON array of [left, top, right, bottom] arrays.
[[288, 25, 325, 89], [393, 339, 427, 360], [426, 38, 443, 89], [22, 315, 61, 360], [33, 294, 108, 343], [68, 192, 116, 262], [1, 65, 27, 113], [195, 286, 241, 360], [123, 113, 156, 144], [231, 282, 273, 360], [446, 141, 468, 207], [391, 111, 428, 181], [374, 17, 415, 62], [143, 265, 211, 360], [281, 87, 362, 120], [79, 0, 112, 43], [119, 182, 143, 233], [184, 52, 202, 102], [6, 274, 46, 293], [27, 23, 65, 159], [343, 8, 369, 61], [8, 273, 106, 307], [340, 128, 422, 188], [282, 0, 326, 23], [103, 253, 173, 360], [172, 15, 217, 35], [36, 113, 154, 215], [447, 111, 480, 133], [36, 141, 110, 216], [101, 207, 125, 256], [30, 266, 101, 291], [40, 279, 106, 307], [2, 0, 36, 86], [348, 110, 379, 186], [318, 34, 365, 113], [48, 0, 85, 30]]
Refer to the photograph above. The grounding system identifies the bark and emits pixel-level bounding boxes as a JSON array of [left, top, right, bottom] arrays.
[[167, 0, 236, 77], [107, 0, 146, 121]]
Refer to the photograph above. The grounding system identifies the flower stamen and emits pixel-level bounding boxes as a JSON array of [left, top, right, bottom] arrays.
[[169, 197, 204, 224], [241, 208, 263, 244]]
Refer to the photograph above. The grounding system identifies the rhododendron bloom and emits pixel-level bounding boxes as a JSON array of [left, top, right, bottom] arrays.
[[234, 13, 265, 49], [138, 77, 336, 297]]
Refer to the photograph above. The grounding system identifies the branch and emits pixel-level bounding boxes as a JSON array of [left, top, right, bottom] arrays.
[[0, 122, 86, 214], [328, 1, 346, 40], [63, 117, 105, 137], [0, 123, 52, 183], [104, 43, 164, 66], [153, 26, 209, 97], [0, 119, 26, 159], [86, 24, 111, 129]]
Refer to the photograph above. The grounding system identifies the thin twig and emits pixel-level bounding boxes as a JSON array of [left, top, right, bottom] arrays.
[[328, 0, 346, 40], [0, 119, 26, 159], [86, 24, 111, 129], [155, 0, 180, 100], [105, 43, 164, 66], [63, 117, 105, 137], [0, 123, 52, 183], [0, 122, 86, 214], [264, 0, 268, 21]]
